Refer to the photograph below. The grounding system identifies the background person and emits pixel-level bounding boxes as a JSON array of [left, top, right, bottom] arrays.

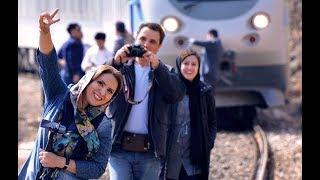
[[112, 21, 135, 56], [81, 32, 113, 72], [190, 29, 224, 85], [58, 22, 85, 85]]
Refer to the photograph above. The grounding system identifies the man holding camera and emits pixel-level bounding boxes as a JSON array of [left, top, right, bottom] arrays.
[[108, 22, 185, 180]]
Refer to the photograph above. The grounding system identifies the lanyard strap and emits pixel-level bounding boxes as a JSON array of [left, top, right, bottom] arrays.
[[123, 70, 154, 105]]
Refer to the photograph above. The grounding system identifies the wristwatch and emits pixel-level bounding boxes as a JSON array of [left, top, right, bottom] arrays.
[[62, 157, 70, 170]]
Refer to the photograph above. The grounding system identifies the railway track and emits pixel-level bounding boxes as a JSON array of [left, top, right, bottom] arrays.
[[252, 124, 269, 180]]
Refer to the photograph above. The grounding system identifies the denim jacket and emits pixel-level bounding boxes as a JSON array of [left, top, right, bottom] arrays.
[[18, 48, 112, 180]]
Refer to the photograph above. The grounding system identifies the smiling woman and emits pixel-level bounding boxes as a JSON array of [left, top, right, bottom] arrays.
[[179, 49, 200, 81], [163, 49, 217, 180], [18, 8, 123, 180], [83, 68, 120, 107]]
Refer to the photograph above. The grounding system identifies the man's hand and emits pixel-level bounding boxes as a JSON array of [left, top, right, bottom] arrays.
[[142, 51, 160, 69], [114, 44, 132, 64], [39, 8, 60, 34]]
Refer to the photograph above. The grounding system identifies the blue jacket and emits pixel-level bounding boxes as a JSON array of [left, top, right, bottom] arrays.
[[108, 60, 186, 158], [18, 48, 112, 180], [58, 38, 85, 84]]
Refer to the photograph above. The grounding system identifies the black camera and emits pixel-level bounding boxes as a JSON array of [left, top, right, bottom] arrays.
[[40, 119, 66, 134], [126, 44, 146, 57]]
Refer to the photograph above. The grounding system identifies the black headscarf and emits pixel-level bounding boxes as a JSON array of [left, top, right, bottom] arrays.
[[175, 51, 206, 169]]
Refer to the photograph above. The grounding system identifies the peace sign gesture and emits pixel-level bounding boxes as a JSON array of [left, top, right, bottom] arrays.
[[39, 8, 60, 34]]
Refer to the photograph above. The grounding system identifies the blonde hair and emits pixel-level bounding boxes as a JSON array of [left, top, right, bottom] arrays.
[[179, 49, 200, 63]]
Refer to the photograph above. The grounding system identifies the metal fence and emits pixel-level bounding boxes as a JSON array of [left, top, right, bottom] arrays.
[[18, 0, 129, 27], [18, 47, 38, 74]]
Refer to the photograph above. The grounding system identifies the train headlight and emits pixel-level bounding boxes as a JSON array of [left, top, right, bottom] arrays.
[[161, 16, 180, 33], [251, 12, 270, 29]]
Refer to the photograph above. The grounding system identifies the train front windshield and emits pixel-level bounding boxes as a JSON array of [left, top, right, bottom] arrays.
[[170, 0, 258, 20], [177, 0, 247, 1]]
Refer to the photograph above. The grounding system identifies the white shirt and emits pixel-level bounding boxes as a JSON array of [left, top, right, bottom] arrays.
[[124, 63, 151, 134], [81, 45, 113, 71]]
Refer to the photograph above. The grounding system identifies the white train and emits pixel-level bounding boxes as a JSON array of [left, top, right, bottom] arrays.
[[18, 0, 290, 127], [129, 0, 290, 127]]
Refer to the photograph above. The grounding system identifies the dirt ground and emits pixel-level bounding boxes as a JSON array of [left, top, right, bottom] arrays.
[[18, 73, 43, 143]]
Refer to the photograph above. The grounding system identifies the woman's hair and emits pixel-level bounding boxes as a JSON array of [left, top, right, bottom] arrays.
[[179, 49, 200, 63], [176, 49, 201, 82], [92, 65, 123, 98]]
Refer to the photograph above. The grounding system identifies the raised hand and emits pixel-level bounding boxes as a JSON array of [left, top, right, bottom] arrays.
[[39, 8, 60, 34]]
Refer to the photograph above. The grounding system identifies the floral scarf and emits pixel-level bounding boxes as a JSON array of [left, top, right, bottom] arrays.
[[52, 68, 113, 160]]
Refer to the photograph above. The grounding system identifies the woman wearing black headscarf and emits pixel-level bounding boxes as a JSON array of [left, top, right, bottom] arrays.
[[164, 49, 217, 180]]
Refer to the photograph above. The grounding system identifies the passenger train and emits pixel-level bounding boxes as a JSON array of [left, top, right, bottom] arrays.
[[18, 0, 290, 128], [129, 0, 290, 128]]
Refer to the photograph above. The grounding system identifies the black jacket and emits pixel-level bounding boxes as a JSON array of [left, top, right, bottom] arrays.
[[108, 60, 186, 158], [166, 81, 217, 180], [193, 39, 224, 84]]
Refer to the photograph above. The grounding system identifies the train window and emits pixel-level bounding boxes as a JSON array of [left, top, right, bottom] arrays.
[[170, 0, 258, 20], [177, 0, 247, 1]]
